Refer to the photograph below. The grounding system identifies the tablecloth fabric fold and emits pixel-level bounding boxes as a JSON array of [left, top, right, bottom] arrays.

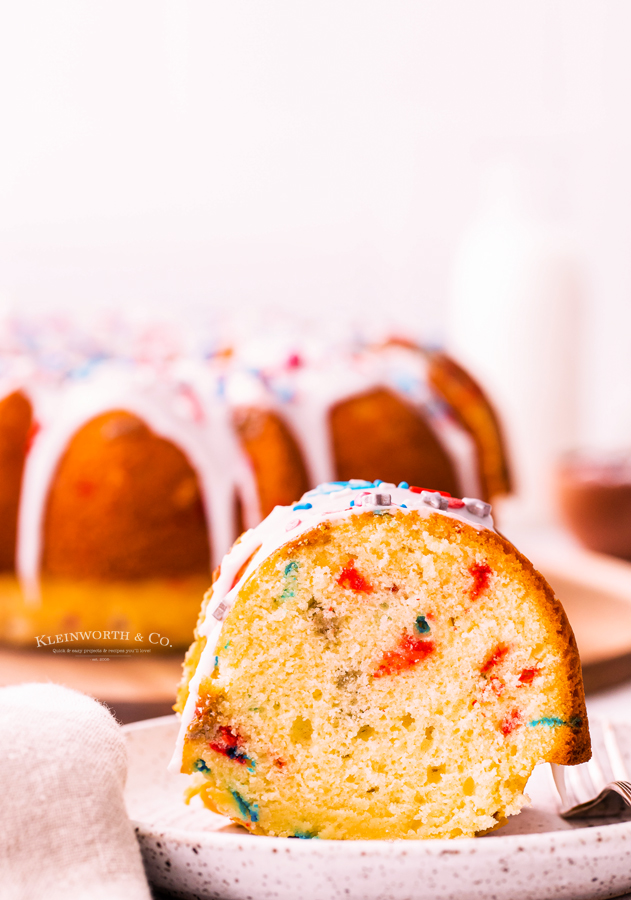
[[0, 682, 151, 900]]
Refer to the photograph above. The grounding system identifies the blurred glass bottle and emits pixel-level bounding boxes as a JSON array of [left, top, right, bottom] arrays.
[[448, 162, 583, 529]]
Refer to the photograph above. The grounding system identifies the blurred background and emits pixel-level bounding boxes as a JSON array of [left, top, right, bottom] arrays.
[[1, 0, 630, 523], [4, 0, 631, 714]]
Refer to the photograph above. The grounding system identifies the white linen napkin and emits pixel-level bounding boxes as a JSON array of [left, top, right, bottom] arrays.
[[0, 683, 151, 900]]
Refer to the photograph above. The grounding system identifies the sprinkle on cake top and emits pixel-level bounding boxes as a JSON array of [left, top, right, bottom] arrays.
[[202, 481, 492, 629]]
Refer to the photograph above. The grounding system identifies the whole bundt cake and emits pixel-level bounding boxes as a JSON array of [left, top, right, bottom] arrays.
[[173, 481, 589, 840], [0, 319, 510, 649]]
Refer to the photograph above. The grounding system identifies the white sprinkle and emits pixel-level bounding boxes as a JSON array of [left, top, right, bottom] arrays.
[[420, 491, 449, 511], [463, 497, 492, 518], [212, 601, 229, 621]]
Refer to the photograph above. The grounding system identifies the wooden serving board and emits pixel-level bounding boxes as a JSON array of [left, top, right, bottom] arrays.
[[524, 534, 631, 694], [0, 647, 184, 723], [0, 532, 630, 719]]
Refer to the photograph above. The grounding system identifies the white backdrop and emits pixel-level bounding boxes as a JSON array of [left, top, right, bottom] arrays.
[[1, 1, 630, 461]]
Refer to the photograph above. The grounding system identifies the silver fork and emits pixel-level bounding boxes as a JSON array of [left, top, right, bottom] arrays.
[[552, 718, 631, 819]]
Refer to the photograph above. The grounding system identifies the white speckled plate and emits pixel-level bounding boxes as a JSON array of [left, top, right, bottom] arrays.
[[124, 716, 631, 900]]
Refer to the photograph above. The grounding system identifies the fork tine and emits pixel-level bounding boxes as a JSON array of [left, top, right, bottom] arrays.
[[603, 720, 629, 781], [579, 763, 600, 803], [564, 763, 592, 807], [553, 719, 631, 818], [614, 780, 631, 803], [586, 752, 607, 794], [551, 765, 568, 807]]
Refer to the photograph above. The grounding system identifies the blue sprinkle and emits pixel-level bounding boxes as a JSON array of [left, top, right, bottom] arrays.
[[528, 717, 562, 728], [350, 500, 355, 507], [194, 758, 210, 773], [415, 615, 430, 635], [528, 716, 575, 728], [273, 385, 295, 403], [400, 503, 407, 508], [311, 483, 347, 495], [393, 372, 420, 394], [223, 641, 230, 649], [279, 560, 299, 602], [291, 831, 317, 839], [293, 502, 313, 510], [230, 789, 259, 823], [213, 655, 219, 669], [225, 746, 255, 768], [305, 480, 373, 497], [398, 481, 409, 489]]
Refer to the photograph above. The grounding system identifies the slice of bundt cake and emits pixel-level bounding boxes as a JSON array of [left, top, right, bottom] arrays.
[[172, 481, 589, 840]]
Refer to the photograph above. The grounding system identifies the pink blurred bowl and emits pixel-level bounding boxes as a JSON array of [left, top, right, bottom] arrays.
[[557, 452, 631, 559]]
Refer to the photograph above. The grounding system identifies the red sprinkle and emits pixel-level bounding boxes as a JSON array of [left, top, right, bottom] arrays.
[[409, 486, 451, 497], [76, 479, 96, 498], [193, 697, 209, 720], [481, 645, 509, 674], [214, 726, 238, 749], [209, 726, 249, 765], [230, 551, 257, 589], [373, 633, 435, 678], [287, 353, 303, 368], [519, 666, 541, 684], [337, 560, 373, 593], [448, 497, 465, 509], [25, 421, 41, 452], [178, 383, 205, 423], [500, 708, 522, 736], [469, 562, 492, 600]]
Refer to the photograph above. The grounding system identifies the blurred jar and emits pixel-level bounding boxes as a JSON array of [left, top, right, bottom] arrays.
[[557, 452, 631, 559], [449, 162, 583, 529]]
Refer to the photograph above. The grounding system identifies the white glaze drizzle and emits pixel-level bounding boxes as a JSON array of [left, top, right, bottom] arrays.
[[280, 361, 371, 485], [374, 345, 481, 497], [16, 362, 256, 601], [225, 344, 481, 496], [169, 480, 494, 772]]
